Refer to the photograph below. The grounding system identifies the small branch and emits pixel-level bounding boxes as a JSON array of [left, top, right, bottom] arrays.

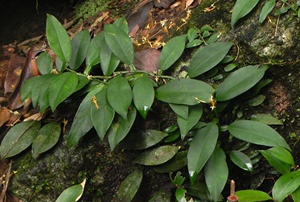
[[227, 180, 239, 202]]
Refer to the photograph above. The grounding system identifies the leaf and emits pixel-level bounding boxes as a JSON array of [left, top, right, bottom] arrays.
[[85, 33, 102, 73], [0, 107, 11, 127], [229, 150, 253, 172], [175, 188, 186, 202], [0, 121, 41, 158], [259, 0, 276, 23], [107, 76, 132, 119], [260, 149, 291, 174], [247, 95, 265, 106], [158, 35, 186, 71], [104, 24, 134, 65], [46, 14, 71, 63], [154, 151, 187, 173], [107, 108, 136, 151], [235, 190, 272, 201], [69, 30, 90, 70], [188, 123, 219, 183], [21, 76, 41, 101], [37, 52, 53, 74], [250, 113, 283, 125], [135, 145, 180, 166], [231, 0, 260, 27], [177, 104, 203, 139], [265, 146, 294, 164], [272, 170, 300, 202], [169, 104, 189, 120], [132, 76, 155, 119], [188, 42, 233, 78], [204, 147, 228, 202], [32, 122, 61, 159], [56, 179, 86, 202], [156, 79, 215, 105], [216, 65, 268, 101], [224, 63, 238, 72], [187, 28, 199, 42], [115, 170, 143, 202], [113, 17, 129, 34], [37, 74, 58, 113], [228, 120, 291, 150], [90, 87, 115, 140], [149, 190, 171, 202], [122, 130, 169, 150], [67, 85, 104, 148], [48, 72, 79, 111], [292, 187, 300, 202]]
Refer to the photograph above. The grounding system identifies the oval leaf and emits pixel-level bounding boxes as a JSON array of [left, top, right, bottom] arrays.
[[216, 65, 268, 101], [154, 151, 187, 173], [188, 122, 219, 183], [235, 190, 272, 201], [46, 14, 71, 63], [250, 113, 283, 125], [228, 120, 291, 150], [170, 104, 189, 120], [85, 33, 102, 73], [156, 79, 215, 105], [260, 149, 291, 174], [259, 0, 276, 23], [158, 35, 186, 71], [231, 0, 260, 27], [115, 170, 143, 202], [135, 145, 180, 166], [188, 42, 233, 78], [265, 146, 294, 165], [56, 179, 86, 202], [37, 52, 53, 75], [229, 150, 253, 172]]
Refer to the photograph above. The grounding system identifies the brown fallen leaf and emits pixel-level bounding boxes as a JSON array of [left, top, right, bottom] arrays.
[[0, 107, 11, 127], [154, 0, 175, 8], [134, 49, 160, 73]]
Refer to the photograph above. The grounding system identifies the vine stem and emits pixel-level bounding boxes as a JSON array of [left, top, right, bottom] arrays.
[[227, 180, 239, 202]]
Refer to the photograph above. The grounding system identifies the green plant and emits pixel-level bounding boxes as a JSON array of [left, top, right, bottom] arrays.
[[0, 13, 297, 201]]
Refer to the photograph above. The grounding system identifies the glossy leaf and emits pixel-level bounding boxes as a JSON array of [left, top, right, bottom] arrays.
[[133, 76, 154, 119], [115, 170, 143, 202], [69, 30, 90, 70], [0, 121, 41, 158], [204, 147, 228, 202], [32, 122, 61, 159], [224, 63, 237, 72], [158, 35, 186, 71], [177, 104, 203, 139], [272, 170, 300, 202], [154, 151, 187, 173], [260, 149, 291, 174], [175, 188, 186, 202], [235, 190, 272, 201], [228, 120, 291, 150], [229, 150, 253, 172], [231, 0, 260, 27], [107, 108, 136, 150], [107, 76, 132, 119], [292, 187, 300, 202], [188, 42, 233, 78], [250, 113, 283, 125], [48, 72, 79, 111], [156, 79, 215, 105], [37, 52, 53, 74], [46, 14, 71, 63], [104, 24, 134, 64], [85, 33, 102, 73], [90, 87, 115, 140], [135, 145, 180, 166], [216, 65, 268, 101], [188, 123, 219, 183], [169, 104, 189, 120], [56, 179, 86, 202], [259, 0, 276, 23], [113, 17, 129, 34], [67, 86, 104, 148]]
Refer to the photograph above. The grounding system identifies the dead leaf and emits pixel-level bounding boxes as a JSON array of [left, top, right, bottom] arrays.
[[0, 107, 11, 127], [134, 49, 160, 73], [154, 0, 175, 8]]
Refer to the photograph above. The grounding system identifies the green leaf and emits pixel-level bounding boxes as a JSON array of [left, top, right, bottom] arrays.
[[67, 85, 104, 148], [32, 122, 61, 159], [175, 188, 186, 202], [149, 190, 171, 202], [107, 76, 132, 119], [56, 179, 86, 202], [135, 145, 180, 166], [216, 65, 268, 101], [132, 76, 155, 119], [177, 104, 203, 139], [38, 74, 58, 113], [113, 17, 129, 34], [260, 149, 291, 174], [250, 113, 283, 125], [204, 147, 228, 202], [158, 35, 186, 71], [69, 30, 90, 70], [46, 14, 71, 63], [0, 121, 41, 158], [154, 151, 187, 173], [247, 95, 265, 106], [37, 52, 53, 74], [224, 63, 238, 72], [115, 170, 143, 202], [107, 108, 136, 150], [90, 87, 115, 140], [292, 187, 300, 202], [188, 42, 233, 78], [21, 76, 41, 101], [187, 28, 198, 42], [48, 72, 79, 111], [85, 33, 102, 73], [264, 146, 294, 165], [104, 24, 134, 64], [231, 0, 260, 27], [156, 79, 215, 105], [228, 120, 291, 150], [235, 190, 272, 201], [122, 130, 169, 150], [259, 0, 276, 23], [169, 104, 189, 120], [272, 170, 300, 202], [188, 123, 219, 183], [229, 150, 253, 172]]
